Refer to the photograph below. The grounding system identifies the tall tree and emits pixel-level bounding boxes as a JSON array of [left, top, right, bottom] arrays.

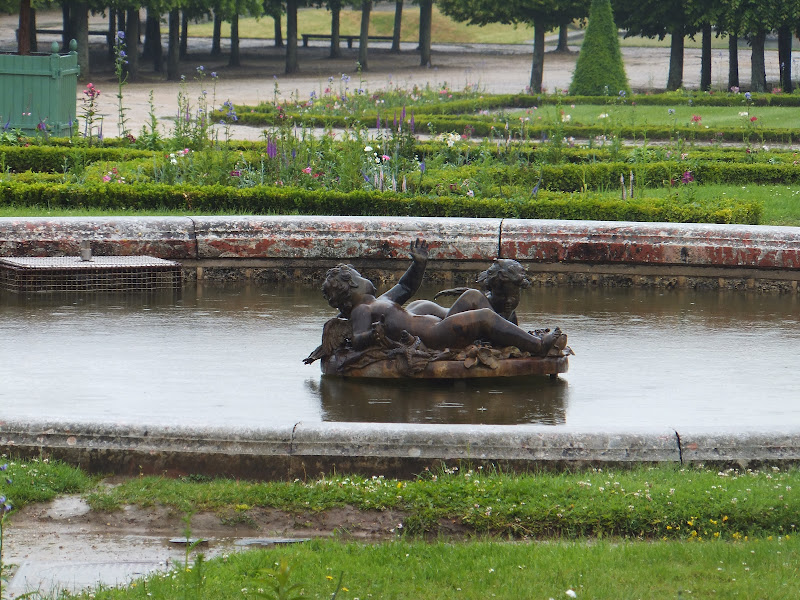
[[612, 0, 697, 91], [439, 0, 590, 93], [286, 0, 299, 72], [418, 0, 432, 67], [358, 0, 371, 69], [391, 0, 403, 52]]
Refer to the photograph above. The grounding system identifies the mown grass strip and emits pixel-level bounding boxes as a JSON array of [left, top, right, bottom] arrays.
[[86, 465, 800, 540]]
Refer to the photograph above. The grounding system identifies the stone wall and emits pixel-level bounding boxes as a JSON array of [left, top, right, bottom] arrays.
[[1, 216, 799, 290]]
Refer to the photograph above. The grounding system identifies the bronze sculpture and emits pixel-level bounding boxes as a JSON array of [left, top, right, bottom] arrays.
[[305, 239, 570, 378]]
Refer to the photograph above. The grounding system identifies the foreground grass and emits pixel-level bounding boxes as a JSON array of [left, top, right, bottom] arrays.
[[79, 537, 800, 599], [87, 465, 799, 540], [0, 457, 93, 508]]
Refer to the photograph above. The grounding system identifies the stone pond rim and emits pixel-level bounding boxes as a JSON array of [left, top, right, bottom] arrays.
[[0, 216, 799, 289]]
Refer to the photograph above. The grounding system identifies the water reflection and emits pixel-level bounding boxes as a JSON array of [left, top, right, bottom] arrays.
[[310, 376, 567, 425]]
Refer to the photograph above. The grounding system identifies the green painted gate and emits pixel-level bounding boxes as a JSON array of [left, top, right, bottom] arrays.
[[0, 40, 79, 137]]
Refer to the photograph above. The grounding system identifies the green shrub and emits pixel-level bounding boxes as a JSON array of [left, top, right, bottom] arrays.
[[569, 0, 630, 96]]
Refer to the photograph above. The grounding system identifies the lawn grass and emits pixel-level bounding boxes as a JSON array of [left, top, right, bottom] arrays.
[[86, 465, 800, 540], [510, 104, 800, 131], [80, 537, 800, 599]]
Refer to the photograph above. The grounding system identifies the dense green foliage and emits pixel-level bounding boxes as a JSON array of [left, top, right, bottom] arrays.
[[570, 0, 630, 96]]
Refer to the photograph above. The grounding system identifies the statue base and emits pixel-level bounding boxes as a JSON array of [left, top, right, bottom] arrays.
[[321, 354, 569, 379]]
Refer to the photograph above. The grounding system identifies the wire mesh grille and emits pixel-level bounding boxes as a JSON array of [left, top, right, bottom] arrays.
[[0, 256, 182, 294]]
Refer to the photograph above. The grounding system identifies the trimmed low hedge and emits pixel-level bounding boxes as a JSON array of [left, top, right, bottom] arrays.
[[0, 180, 761, 224]]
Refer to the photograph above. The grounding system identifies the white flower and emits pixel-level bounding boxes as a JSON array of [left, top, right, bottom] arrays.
[[598, 113, 609, 119], [739, 112, 749, 117], [364, 145, 373, 152], [561, 114, 571, 122], [566, 590, 577, 598]]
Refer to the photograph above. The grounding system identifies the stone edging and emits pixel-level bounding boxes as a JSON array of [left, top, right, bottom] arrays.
[[0, 217, 798, 288], [2, 420, 799, 479]]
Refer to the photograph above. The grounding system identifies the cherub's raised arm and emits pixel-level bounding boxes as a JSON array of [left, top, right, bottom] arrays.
[[380, 238, 428, 306]]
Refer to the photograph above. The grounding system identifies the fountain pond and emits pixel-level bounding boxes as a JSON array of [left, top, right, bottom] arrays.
[[1, 283, 798, 429]]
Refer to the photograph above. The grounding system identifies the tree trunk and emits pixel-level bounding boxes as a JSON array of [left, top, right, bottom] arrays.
[[30, 9, 37, 52], [330, 2, 341, 58], [167, 8, 180, 81], [229, 13, 240, 67], [555, 23, 569, 53], [62, 3, 72, 52], [274, 13, 283, 47], [418, 0, 432, 67], [211, 13, 222, 56], [358, 0, 371, 70], [700, 23, 711, 91], [75, 3, 89, 79], [728, 34, 739, 90], [391, 0, 403, 53], [143, 10, 162, 69], [666, 27, 684, 91], [529, 23, 546, 93], [18, 0, 31, 55], [117, 10, 126, 37], [125, 9, 140, 81], [750, 31, 767, 93], [285, 0, 299, 74], [180, 12, 188, 59], [107, 10, 115, 57], [778, 25, 792, 93]]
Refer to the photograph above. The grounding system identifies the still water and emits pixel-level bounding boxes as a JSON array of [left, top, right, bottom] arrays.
[[1, 283, 798, 429]]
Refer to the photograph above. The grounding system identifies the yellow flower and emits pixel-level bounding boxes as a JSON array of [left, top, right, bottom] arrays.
[[687, 520, 694, 526], [342, 588, 349, 592], [326, 576, 334, 581], [722, 515, 729, 522]]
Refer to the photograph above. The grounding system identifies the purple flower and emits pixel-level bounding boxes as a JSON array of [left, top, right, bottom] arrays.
[[230, 170, 241, 177], [419, 161, 426, 173], [681, 170, 694, 184], [267, 137, 277, 159], [0, 463, 7, 471], [3, 118, 10, 131], [401, 105, 406, 122], [745, 92, 752, 101], [116, 30, 125, 40]]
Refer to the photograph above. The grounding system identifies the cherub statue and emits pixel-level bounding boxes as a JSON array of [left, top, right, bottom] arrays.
[[406, 258, 532, 325], [304, 240, 565, 367]]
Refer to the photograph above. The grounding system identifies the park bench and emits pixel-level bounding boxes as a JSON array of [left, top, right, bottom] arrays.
[[302, 33, 394, 48]]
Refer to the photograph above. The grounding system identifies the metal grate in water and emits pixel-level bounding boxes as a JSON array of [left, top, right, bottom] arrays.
[[0, 256, 182, 294]]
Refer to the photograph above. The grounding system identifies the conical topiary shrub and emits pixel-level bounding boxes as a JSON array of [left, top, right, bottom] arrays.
[[569, 0, 630, 96]]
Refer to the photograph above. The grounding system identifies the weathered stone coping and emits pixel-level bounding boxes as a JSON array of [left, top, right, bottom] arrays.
[[0, 217, 798, 286], [1, 420, 798, 478]]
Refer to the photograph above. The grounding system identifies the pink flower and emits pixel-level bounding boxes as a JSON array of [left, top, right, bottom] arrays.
[[750, 116, 758, 122], [302, 166, 313, 174], [691, 114, 702, 123], [381, 155, 390, 161], [102, 175, 111, 182]]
